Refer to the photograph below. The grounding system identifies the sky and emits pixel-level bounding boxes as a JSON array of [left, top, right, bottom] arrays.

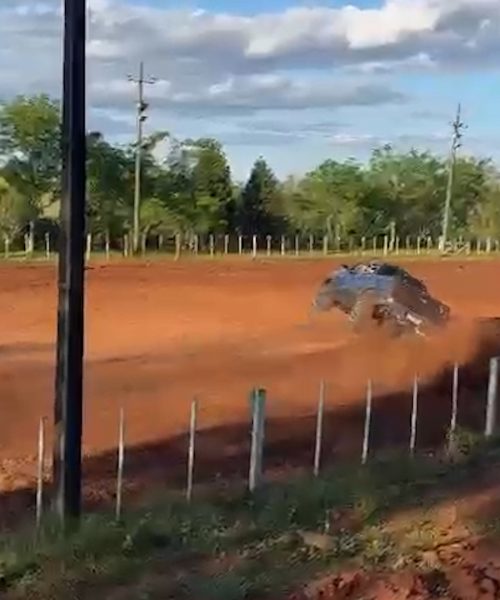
[[1, 0, 500, 181]]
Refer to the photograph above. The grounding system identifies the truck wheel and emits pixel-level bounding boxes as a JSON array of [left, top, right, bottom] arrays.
[[349, 291, 379, 334]]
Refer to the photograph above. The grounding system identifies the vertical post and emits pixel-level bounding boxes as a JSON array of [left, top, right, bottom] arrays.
[[450, 363, 459, 442], [410, 376, 418, 456], [53, 0, 86, 530], [36, 417, 46, 531], [485, 357, 498, 438], [280, 235, 285, 257], [313, 381, 325, 477], [309, 234, 314, 256], [266, 235, 271, 257], [186, 397, 197, 502], [238, 235, 243, 256], [486, 237, 492, 254], [86, 233, 92, 262], [116, 407, 125, 521], [252, 234, 257, 259], [427, 236, 432, 253], [45, 233, 51, 259], [383, 235, 388, 256], [209, 234, 215, 258], [249, 388, 266, 492], [295, 234, 299, 257], [224, 234, 229, 256], [440, 104, 464, 252], [105, 229, 110, 261], [395, 236, 400, 255], [4, 237, 10, 259], [323, 235, 328, 256], [24, 233, 29, 256], [362, 380, 373, 465], [174, 233, 181, 261], [417, 236, 421, 255]]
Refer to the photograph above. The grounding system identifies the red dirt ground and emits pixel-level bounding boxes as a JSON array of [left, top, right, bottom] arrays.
[[1, 257, 500, 502]]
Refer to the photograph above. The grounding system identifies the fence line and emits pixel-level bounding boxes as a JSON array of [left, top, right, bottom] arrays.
[[26, 353, 500, 534], [4, 232, 500, 262]]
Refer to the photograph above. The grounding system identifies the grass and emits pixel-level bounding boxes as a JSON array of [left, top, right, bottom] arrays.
[[2, 436, 500, 599]]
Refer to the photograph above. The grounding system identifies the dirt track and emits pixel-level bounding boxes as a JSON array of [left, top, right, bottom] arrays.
[[1, 258, 500, 499]]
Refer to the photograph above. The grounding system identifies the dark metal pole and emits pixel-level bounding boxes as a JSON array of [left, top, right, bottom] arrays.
[[53, 0, 86, 530]]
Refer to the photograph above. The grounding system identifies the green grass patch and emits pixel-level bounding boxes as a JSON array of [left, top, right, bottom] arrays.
[[2, 439, 500, 599]]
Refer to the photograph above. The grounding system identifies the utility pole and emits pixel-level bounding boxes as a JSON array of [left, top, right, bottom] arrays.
[[128, 62, 156, 254], [53, 0, 86, 530], [440, 103, 466, 253]]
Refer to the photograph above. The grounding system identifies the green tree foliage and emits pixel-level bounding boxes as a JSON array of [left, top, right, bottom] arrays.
[[0, 177, 34, 241], [1, 93, 499, 249], [0, 94, 61, 214], [86, 132, 132, 237], [186, 138, 234, 233], [238, 157, 283, 235]]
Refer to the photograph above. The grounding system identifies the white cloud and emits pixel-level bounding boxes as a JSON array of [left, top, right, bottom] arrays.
[[1, 0, 500, 175]]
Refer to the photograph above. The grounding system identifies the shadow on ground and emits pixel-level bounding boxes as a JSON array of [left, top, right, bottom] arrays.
[[1, 318, 500, 529]]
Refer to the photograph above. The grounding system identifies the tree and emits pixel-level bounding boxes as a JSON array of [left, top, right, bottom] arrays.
[[0, 94, 60, 211], [185, 138, 234, 233], [238, 157, 283, 235], [366, 146, 447, 239], [297, 159, 366, 244], [0, 176, 34, 243], [86, 132, 132, 238]]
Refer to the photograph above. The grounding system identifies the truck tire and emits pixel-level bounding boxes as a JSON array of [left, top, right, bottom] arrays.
[[349, 291, 379, 334]]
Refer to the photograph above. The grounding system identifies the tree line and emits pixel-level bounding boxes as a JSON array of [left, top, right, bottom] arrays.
[[1, 94, 500, 252]]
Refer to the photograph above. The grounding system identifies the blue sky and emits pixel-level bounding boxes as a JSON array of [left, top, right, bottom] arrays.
[[2, 0, 500, 180]]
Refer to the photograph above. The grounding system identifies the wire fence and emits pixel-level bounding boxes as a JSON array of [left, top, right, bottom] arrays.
[[30, 355, 499, 532], [3, 232, 500, 261]]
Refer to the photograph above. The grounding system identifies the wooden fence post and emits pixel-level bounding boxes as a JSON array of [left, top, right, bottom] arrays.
[[116, 408, 125, 521], [249, 388, 266, 492], [186, 398, 197, 502], [105, 229, 110, 261], [36, 417, 46, 532], [485, 357, 499, 438], [362, 380, 373, 465], [410, 376, 418, 456], [313, 381, 325, 477]]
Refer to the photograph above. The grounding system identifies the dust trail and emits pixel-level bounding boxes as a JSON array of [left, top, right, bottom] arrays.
[[327, 317, 485, 401]]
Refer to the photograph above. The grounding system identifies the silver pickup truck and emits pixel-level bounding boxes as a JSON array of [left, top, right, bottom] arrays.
[[313, 261, 450, 337]]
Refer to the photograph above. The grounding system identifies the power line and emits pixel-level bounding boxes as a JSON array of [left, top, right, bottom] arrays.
[[440, 103, 466, 253], [128, 62, 156, 254]]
